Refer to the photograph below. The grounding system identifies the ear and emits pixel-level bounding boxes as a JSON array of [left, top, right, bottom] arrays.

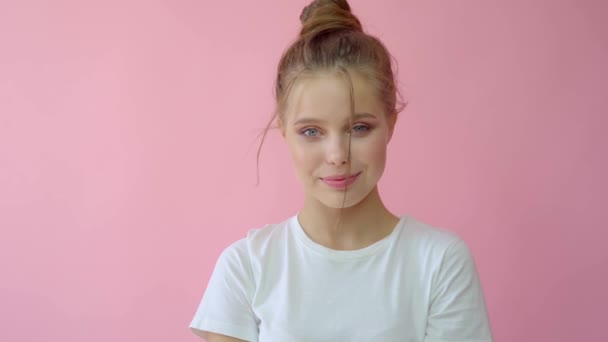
[[387, 112, 398, 144], [277, 116, 286, 138]]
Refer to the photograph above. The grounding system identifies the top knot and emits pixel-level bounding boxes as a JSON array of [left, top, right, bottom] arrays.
[[299, 0, 363, 37]]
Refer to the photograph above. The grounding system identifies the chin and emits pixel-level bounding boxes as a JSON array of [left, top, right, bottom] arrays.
[[314, 189, 369, 209]]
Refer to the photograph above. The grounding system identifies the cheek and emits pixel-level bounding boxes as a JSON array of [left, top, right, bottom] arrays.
[[287, 140, 321, 175], [354, 135, 388, 167]]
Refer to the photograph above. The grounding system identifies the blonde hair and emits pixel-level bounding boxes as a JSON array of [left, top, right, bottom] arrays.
[[257, 0, 406, 222]]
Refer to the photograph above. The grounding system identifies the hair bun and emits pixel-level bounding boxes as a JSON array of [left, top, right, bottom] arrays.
[[299, 0, 362, 37]]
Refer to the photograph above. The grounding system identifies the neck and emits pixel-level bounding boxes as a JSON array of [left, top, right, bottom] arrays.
[[297, 187, 399, 250]]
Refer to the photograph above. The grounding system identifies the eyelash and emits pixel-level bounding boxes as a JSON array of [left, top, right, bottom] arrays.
[[300, 124, 372, 137]]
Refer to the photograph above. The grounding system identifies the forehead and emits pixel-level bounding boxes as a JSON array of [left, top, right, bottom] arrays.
[[284, 69, 383, 123]]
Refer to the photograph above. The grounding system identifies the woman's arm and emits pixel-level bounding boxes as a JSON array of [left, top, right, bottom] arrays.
[[189, 240, 259, 341], [193, 330, 247, 342], [425, 238, 493, 341]]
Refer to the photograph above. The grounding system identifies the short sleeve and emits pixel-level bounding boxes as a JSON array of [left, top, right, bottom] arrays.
[[189, 240, 259, 342], [424, 238, 493, 342]]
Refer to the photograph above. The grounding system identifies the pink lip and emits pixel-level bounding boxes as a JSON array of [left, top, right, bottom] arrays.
[[321, 172, 361, 189]]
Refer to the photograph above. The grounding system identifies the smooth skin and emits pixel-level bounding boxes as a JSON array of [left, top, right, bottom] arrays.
[[199, 332, 246, 342], [280, 69, 399, 251], [198, 69, 399, 341]]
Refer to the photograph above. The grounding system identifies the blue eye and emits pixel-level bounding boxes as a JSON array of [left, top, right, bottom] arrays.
[[352, 124, 370, 133], [302, 128, 320, 137]]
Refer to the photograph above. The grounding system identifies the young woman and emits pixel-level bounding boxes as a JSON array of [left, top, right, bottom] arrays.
[[189, 1, 492, 341]]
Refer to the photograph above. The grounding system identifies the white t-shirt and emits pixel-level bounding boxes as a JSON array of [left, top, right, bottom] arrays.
[[189, 214, 493, 342]]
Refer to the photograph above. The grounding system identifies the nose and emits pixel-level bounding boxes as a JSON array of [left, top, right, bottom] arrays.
[[325, 135, 350, 166]]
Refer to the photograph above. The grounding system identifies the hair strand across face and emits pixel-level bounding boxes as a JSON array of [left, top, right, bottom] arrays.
[[256, 0, 406, 227]]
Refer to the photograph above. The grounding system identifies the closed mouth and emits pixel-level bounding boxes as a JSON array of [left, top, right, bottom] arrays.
[[321, 172, 361, 189]]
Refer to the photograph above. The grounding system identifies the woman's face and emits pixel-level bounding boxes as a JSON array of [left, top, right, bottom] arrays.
[[280, 70, 395, 209]]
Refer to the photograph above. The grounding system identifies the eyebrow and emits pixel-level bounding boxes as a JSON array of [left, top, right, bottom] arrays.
[[293, 112, 378, 126]]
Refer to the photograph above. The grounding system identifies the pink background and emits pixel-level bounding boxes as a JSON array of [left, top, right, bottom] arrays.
[[1, 0, 607, 341]]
